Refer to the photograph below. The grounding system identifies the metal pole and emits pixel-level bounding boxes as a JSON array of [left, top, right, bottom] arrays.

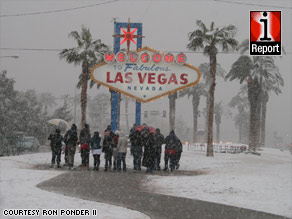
[[135, 22, 143, 126]]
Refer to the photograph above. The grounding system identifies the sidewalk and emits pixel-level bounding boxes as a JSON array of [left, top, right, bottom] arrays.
[[37, 169, 288, 219]]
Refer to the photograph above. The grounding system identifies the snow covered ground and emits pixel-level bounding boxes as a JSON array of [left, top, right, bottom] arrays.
[[143, 147, 292, 218], [0, 152, 150, 219], [0, 146, 291, 218]]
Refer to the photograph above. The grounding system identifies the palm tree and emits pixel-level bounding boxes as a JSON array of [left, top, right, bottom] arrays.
[[188, 20, 238, 156], [38, 92, 56, 115], [168, 92, 177, 132], [214, 101, 231, 143], [198, 63, 225, 143], [226, 54, 283, 151], [229, 86, 250, 144], [60, 26, 108, 128], [259, 70, 283, 147], [236, 39, 283, 148], [179, 83, 206, 143]]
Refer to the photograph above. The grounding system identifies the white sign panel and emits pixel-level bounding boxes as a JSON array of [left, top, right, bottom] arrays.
[[90, 47, 201, 103]]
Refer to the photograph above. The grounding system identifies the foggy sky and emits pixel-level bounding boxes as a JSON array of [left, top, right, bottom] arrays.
[[0, 0, 291, 145]]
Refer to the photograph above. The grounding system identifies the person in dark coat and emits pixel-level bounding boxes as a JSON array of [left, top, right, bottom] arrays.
[[130, 129, 143, 170], [164, 130, 180, 171], [48, 129, 63, 168], [129, 123, 137, 155], [175, 138, 183, 169], [102, 125, 114, 171], [79, 124, 91, 169], [63, 143, 69, 166], [90, 131, 102, 171], [153, 128, 164, 170], [64, 124, 78, 169], [112, 132, 119, 171], [142, 132, 155, 173]]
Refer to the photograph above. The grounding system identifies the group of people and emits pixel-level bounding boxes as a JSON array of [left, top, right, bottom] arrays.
[[129, 124, 182, 173], [48, 123, 182, 173]]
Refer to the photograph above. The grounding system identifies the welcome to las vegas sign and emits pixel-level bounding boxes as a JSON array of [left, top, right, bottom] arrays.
[[90, 47, 201, 103]]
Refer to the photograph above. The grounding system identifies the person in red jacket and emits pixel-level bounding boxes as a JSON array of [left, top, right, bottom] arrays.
[[79, 124, 91, 170]]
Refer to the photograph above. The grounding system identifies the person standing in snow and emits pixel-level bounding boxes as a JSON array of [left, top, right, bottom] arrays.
[[164, 130, 180, 171], [130, 129, 143, 170], [153, 128, 164, 171], [129, 123, 137, 154], [116, 131, 128, 172], [48, 129, 63, 168], [112, 132, 119, 171], [175, 137, 183, 169], [79, 124, 91, 170], [90, 131, 102, 171], [142, 131, 155, 173], [102, 125, 114, 171], [64, 124, 78, 169]]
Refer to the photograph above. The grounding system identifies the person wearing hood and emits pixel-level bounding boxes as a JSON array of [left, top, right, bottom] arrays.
[[116, 131, 128, 172], [130, 129, 143, 171], [79, 124, 91, 170], [103, 125, 114, 171], [153, 128, 164, 171], [142, 131, 155, 173], [64, 124, 78, 169], [90, 131, 102, 171], [164, 130, 180, 171], [48, 129, 63, 168], [129, 123, 137, 155]]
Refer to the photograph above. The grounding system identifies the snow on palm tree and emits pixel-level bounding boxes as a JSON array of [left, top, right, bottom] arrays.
[[188, 20, 238, 156], [59, 26, 108, 128]]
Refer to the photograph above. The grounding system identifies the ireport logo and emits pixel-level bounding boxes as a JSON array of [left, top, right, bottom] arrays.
[[250, 11, 281, 56]]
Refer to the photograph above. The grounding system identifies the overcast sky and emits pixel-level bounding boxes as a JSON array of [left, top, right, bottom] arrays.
[[0, 0, 291, 145]]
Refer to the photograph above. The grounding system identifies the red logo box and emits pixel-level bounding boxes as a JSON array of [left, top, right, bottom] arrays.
[[250, 11, 281, 56]]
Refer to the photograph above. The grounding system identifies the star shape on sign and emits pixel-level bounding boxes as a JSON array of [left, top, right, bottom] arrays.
[[113, 18, 144, 54]]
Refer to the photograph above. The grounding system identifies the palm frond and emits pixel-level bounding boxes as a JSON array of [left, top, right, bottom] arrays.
[[238, 39, 249, 55], [196, 20, 207, 33], [210, 22, 215, 31], [59, 48, 82, 65], [69, 31, 83, 48], [187, 37, 204, 51], [188, 30, 204, 40], [225, 55, 253, 83]]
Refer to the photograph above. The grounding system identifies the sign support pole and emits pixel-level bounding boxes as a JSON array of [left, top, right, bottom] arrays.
[[110, 21, 120, 132], [135, 24, 142, 126], [111, 21, 143, 131]]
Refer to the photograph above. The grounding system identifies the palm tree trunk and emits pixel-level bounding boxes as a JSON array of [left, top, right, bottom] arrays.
[[204, 94, 209, 142], [169, 93, 177, 132], [248, 78, 260, 152], [216, 121, 220, 143], [125, 97, 129, 132], [80, 63, 88, 128], [192, 95, 200, 143], [260, 93, 268, 147], [249, 102, 258, 152], [207, 49, 216, 157], [239, 122, 243, 143], [255, 72, 263, 148]]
